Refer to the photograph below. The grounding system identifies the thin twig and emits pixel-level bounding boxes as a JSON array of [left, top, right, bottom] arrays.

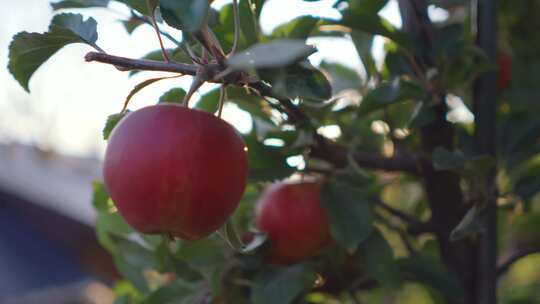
[[230, 0, 241, 56], [130, 12, 181, 46], [85, 51, 199, 74], [149, 11, 170, 62], [374, 199, 423, 227]]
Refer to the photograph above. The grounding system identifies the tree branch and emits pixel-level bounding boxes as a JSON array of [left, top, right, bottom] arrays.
[[85, 51, 421, 174], [85, 51, 199, 74], [497, 247, 540, 277], [310, 135, 420, 174], [374, 199, 431, 233]]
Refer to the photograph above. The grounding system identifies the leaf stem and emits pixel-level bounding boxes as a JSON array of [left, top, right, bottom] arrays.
[[149, 11, 170, 62], [230, 0, 241, 56]]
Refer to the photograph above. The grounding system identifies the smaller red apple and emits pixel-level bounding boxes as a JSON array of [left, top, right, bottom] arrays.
[[255, 181, 331, 265]]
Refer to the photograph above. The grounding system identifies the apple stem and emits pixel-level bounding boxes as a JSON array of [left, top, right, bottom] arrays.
[[217, 86, 227, 118], [183, 71, 206, 108], [148, 7, 170, 62]]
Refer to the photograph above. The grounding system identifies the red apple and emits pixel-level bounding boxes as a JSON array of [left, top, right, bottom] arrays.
[[255, 181, 331, 265], [103, 104, 248, 240]]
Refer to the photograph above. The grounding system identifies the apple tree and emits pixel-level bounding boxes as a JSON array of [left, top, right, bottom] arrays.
[[7, 0, 540, 303]]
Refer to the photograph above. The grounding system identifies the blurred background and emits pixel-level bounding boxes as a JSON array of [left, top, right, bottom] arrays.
[[0, 0, 538, 303]]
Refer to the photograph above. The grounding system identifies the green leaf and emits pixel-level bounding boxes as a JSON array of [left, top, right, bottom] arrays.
[[146, 0, 160, 13], [340, 10, 410, 49], [263, 62, 332, 102], [360, 229, 401, 287], [140, 280, 201, 304], [450, 205, 485, 241], [174, 237, 225, 269], [123, 75, 182, 110], [195, 88, 221, 113], [196, 87, 274, 122], [227, 39, 316, 70], [92, 181, 110, 212], [463, 155, 496, 177], [347, 0, 389, 13], [129, 48, 193, 76], [116, 0, 151, 16], [320, 180, 373, 253], [51, 0, 110, 10], [159, 88, 187, 104], [213, 4, 244, 52], [112, 235, 156, 292], [320, 61, 361, 93], [409, 102, 437, 128], [122, 17, 145, 34], [153, 240, 203, 280], [359, 79, 424, 115], [226, 87, 274, 122], [351, 31, 376, 79], [160, 0, 210, 32], [398, 255, 464, 299], [244, 132, 295, 182], [103, 112, 128, 140], [272, 16, 319, 40], [432, 147, 466, 171], [385, 48, 414, 76], [251, 264, 316, 304], [239, 0, 262, 45], [8, 13, 99, 91]]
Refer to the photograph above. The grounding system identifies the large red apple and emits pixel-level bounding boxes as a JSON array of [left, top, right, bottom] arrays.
[[255, 181, 331, 265], [103, 104, 248, 240]]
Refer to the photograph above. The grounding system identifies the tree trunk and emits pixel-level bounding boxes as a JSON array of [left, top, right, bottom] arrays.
[[473, 0, 498, 303], [397, 0, 497, 303]]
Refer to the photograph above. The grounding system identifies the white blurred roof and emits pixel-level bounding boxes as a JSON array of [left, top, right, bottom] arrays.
[[0, 143, 101, 226]]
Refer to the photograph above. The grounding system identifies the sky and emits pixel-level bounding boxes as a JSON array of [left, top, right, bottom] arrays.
[[0, 0, 403, 157]]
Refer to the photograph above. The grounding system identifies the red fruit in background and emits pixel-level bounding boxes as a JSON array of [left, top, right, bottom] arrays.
[[104, 104, 248, 240], [255, 181, 331, 265], [497, 53, 511, 90]]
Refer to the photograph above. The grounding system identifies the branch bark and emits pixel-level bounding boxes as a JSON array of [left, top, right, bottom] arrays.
[[85, 51, 199, 75]]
